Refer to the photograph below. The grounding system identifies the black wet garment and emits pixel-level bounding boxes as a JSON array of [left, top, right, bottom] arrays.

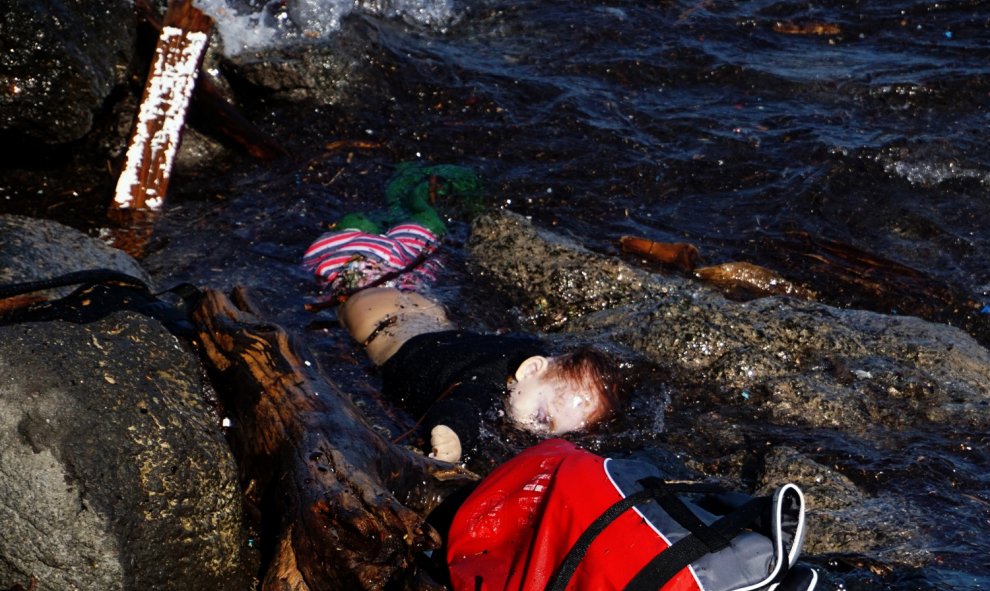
[[379, 330, 546, 453]]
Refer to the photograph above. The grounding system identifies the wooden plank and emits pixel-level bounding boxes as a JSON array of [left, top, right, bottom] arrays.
[[112, 0, 212, 212]]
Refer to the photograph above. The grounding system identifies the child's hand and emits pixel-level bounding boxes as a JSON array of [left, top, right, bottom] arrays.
[[429, 425, 462, 463]]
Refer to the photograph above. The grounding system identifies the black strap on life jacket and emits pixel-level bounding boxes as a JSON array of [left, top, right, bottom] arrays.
[[0, 269, 200, 337], [547, 478, 722, 591], [0, 269, 149, 299], [624, 493, 770, 591], [546, 477, 771, 591]]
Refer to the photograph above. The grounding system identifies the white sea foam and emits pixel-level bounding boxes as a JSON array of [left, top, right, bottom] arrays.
[[195, 0, 454, 56], [885, 159, 990, 187]]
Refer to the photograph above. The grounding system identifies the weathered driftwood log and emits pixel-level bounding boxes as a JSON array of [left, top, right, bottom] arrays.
[[191, 287, 474, 591], [752, 230, 989, 346]]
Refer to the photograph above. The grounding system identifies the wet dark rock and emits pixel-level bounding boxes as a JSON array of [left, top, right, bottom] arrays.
[[0, 214, 152, 297], [468, 210, 990, 568], [0, 217, 251, 591], [468, 211, 668, 325], [758, 446, 863, 512], [469, 211, 990, 432], [757, 446, 918, 559], [650, 410, 922, 562], [221, 45, 360, 102], [218, 20, 384, 106], [0, 0, 134, 144], [0, 314, 251, 591]]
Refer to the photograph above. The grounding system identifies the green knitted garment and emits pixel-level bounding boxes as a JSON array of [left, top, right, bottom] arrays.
[[337, 163, 485, 236]]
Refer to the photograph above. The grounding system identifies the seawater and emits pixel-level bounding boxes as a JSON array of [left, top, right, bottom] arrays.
[[199, 0, 990, 300]]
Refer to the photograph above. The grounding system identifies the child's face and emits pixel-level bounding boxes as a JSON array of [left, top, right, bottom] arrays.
[[507, 371, 601, 435]]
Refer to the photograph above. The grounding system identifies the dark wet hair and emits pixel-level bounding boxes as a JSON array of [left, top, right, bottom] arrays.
[[546, 346, 624, 425]]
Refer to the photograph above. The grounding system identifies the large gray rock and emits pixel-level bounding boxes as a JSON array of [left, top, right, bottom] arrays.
[[0, 0, 134, 143], [757, 447, 918, 560], [218, 28, 380, 106], [0, 216, 251, 591], [0, 314, 251, 591], [0, 214, 152, 296]]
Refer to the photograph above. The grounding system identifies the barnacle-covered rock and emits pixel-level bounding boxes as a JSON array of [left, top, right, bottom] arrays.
[[469, 210, 990, 431]]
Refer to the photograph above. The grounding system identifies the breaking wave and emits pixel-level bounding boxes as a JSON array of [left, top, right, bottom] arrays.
[[195, 0, 455, 56]]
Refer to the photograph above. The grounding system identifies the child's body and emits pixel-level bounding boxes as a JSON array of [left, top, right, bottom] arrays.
[[339, 287, 621, 462]]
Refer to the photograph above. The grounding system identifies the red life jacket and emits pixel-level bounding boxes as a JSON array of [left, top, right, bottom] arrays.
[[446, 439, 815, 591]]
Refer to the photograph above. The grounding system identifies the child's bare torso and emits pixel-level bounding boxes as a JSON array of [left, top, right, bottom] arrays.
[[339, 288, 456, 365]]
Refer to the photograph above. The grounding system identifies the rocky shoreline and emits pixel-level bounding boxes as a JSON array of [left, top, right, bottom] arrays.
[[2, 1, 988, 589], [3, 210, 987, 587]]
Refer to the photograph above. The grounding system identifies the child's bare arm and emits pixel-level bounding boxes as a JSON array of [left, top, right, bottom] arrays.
[[429, 425, 462, 462]]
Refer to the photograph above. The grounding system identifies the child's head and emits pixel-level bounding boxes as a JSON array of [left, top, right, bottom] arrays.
[[506, 347, 623, 436]]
